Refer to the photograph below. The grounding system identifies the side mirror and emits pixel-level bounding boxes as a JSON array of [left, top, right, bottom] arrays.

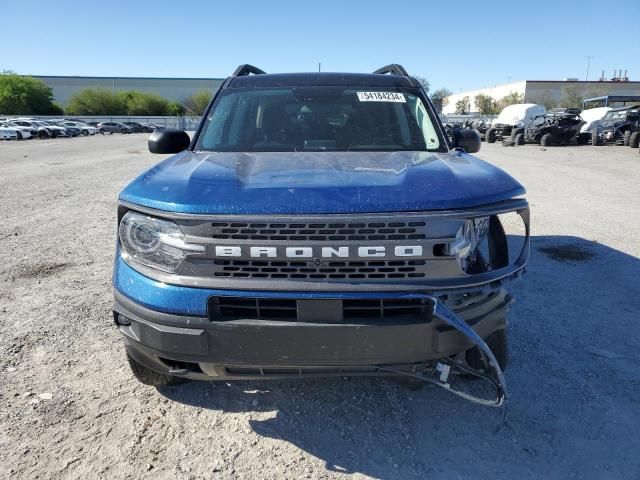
[[148, 129, 190, 154], [452, 128, 481, 153]]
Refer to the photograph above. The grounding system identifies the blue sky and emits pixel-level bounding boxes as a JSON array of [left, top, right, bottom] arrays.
[[2, 0, 639, 92]]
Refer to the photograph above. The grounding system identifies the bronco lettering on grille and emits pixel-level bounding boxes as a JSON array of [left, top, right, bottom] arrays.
[[214, 245, 423, 258]]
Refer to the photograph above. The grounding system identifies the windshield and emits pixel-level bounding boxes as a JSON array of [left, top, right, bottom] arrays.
[[196, 87, 442, 152]]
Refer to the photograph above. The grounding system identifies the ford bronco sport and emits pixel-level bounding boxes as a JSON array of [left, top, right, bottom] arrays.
[[113, 64, 530, 409]]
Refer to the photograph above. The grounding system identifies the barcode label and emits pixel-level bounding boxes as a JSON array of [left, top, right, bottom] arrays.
[[356, 91, 406, 103]]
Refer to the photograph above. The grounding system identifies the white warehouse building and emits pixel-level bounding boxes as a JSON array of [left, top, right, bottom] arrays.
[[443, 79, 640, 114]]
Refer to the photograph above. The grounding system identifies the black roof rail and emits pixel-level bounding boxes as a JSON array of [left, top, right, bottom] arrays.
[[232, 64, 266, 76], [373, 64, 409, 76]]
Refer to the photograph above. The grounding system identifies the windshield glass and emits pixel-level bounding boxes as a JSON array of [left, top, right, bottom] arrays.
[[196, 87, 442, 152]]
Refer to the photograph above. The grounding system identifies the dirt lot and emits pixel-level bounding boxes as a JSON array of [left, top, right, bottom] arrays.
[[1, 135, 639, 479]]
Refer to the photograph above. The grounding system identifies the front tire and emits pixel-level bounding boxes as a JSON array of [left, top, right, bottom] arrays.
[[629, 132, 640, 148], [514, 133, 525, 146], [486, 128, 497, 143], [126, 353, 187, 387], [623, 130, 631, 146], [541, 133, 553, 147]]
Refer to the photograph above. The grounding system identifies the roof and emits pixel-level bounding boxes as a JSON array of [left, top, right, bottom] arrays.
[[609, 104, 640, 111], [228, 72, 415, 88]]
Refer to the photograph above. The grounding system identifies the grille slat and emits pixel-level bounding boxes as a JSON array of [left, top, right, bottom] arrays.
[[210, 221, 426, 241], [209, 296, 433, 323], [212, 259, 426, 279]]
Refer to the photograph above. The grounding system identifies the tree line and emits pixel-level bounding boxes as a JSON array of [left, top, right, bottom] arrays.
[[1, 72, 602, 118], [0, 72, 215, 116], [452, 85, 602, 115]]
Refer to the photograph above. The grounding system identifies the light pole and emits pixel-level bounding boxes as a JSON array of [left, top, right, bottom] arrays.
[[585, 56, 594, 81]]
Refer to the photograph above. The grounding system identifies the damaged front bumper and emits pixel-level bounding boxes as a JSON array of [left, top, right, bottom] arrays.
[[113, 199, 529, 417]]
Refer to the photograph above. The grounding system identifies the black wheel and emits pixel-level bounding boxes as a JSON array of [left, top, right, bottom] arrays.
[[121, 128, 127, 134], [486, 128, 497, 143], [629, 132, 640, 148], [466, 329, 508, 372], [82, 129, 89, 136], [623, 130, 631, 146], [126, 353, 187, 387], [38, 130, 48, 139], [540, 133, 553, 147], [514, 133, 525, 146], [16, 131, 23, 140]]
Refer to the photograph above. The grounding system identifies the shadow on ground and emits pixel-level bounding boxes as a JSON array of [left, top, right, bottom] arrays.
[[160, 235, 640, 479]]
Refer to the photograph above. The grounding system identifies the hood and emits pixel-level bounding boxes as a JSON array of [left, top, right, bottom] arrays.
[[120, 150, 525, 215]]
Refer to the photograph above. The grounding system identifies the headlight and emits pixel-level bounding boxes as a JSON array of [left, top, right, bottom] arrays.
[[446, 217, 490, 272], [446, 212, 527, 274], [119, 211, 204, 273]]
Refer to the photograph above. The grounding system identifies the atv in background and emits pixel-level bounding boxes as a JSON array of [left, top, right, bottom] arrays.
[[472, 118, 495, 141], [508, 108, 586, 147], [579, 107, 612, 145], [442, 119, 472, 143], [593, 105, 640, 147], [486, 104, 545, 144]]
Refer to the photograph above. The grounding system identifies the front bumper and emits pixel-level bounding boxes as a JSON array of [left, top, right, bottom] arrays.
[[114, 285, 509, 381]]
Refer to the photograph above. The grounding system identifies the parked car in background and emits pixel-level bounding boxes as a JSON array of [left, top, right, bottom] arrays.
[[58, 121, 99, 136], [50, 121, 81, 137], [0, 121, 33, 139], [80, 121, 105, 133], [98, 122, 134, 134], [10, 119, 66, 138], [486, 104, 546, 144], [5, 120, 38, 137], [0, 125, 19, 140], [32, 120, 70, 138], [122, 121, 148, 133], [141, 122, 162, 131]]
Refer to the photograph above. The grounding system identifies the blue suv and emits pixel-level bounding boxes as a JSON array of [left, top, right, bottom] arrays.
[[113, 64, 529, 406]]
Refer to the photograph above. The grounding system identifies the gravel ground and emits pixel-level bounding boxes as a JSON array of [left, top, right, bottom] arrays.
[[1, 135, 639, 480]]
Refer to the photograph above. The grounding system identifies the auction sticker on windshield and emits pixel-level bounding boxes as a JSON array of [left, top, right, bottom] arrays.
[[357, 92, 406, 103]]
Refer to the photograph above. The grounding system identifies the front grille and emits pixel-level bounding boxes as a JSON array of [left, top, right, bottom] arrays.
[[342, 298, 430, 318], [212, 297, 298, 320], [212, 259, 427, 279], [209, 221, 427, 241], [208, 296, 433, 323]]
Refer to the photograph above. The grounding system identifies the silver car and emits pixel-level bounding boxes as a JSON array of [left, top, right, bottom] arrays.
[[97, 122, 134, 134]]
